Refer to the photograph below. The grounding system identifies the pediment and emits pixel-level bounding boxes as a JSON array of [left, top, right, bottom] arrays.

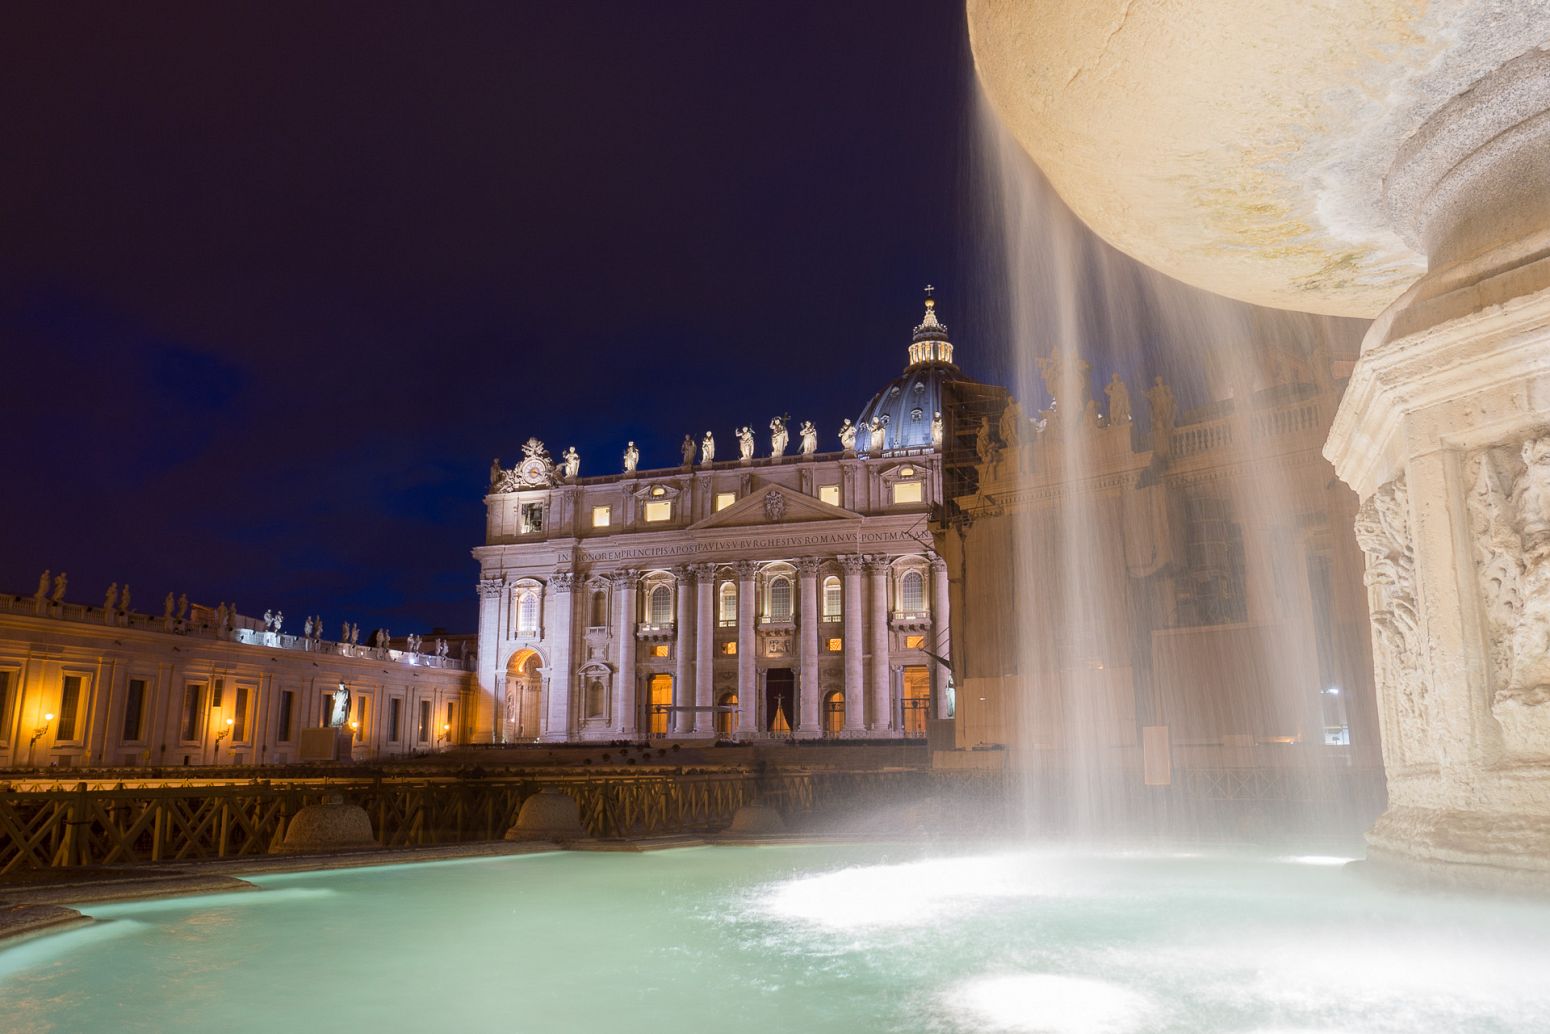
[[691, 483, 859, 530]]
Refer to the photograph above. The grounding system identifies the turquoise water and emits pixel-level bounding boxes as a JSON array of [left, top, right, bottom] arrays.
[[1, 844, 1548, 1033]]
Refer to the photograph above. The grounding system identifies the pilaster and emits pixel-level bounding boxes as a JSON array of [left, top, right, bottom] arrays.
[[797, 557, 821, 737]]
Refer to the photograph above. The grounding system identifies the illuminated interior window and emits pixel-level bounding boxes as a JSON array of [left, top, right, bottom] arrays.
[[715, 492, 737, 511], [651, 644, 669, 658], [718, 582, 737, 623], [651, 486, 666, 497], [648, 585, 673, 624], [520, 503, 545, 534], [722, 641, 737, 656], [822, 577, 841, 619], [827, 637, 842, 652], [644, 500, 672, 522], [591, 505, 611, 528], [905, 634, 925, 650], [818, 485, 840, 506], [892, 481, 923, 504], [517, 592, 540, 634], [767, 576, 792, 621], [901, 571, 925, 611]]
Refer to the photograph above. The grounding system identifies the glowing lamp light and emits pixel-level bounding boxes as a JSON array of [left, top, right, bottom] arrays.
[[349, 720, 360, 731], [44, 712, 55, 722], [225, 717, 235, 727]]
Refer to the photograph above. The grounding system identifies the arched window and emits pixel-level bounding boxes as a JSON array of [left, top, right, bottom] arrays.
[[648, 585, 673, 625], [768, 576, 792, 621], [590, 590, 608, 628], [517, 591, 539, 634], [822, 577, 842, 620], [718, 582, 737, 624], [901, 571, 925, 612], [715, 691, 738, 738]]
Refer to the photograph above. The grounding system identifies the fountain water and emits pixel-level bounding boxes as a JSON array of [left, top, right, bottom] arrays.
[[967, 84, 1379, 840]]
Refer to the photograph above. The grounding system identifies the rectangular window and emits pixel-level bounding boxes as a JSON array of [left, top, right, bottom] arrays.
[[182, 683, 204, 741], [418, 700, 431, 743], [715, 492, 737, 511], [651, 644, 669, 658], [905, 634, 926, 650], [819, 485, 840, 506], [591, 505, 612, 528], [122, 678, 147, 741], [445, 702, 455, 738], [721, 641, 737, 656], [233, 685, 249, 741], [57, 675, 83, 741], [320, 699, 331, 728], [644, 500, 672, 522], [823, 580, 842, 620], [827, 637, 843, 652], [520, 503, 545, 534], [354, 696, 368, 740], [0, 670, 12, 743], [211, 677, 224, 709], [892, 481, 923, 504], [389, 698, 402, 742], [278, 691, 295, 743]]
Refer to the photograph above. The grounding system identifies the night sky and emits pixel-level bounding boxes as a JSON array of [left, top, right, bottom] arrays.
[[2, 2, 1364, 636]]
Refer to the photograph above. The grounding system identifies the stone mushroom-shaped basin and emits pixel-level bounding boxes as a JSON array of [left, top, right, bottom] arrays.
[[271, 794, 378, 855], [504, 788, 588, 842], [966, 0, 1550, 317]]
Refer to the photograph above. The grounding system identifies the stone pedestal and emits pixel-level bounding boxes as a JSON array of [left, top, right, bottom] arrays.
[[504, 788, 587, 842], [1326, 50, 1550, 891], [272, 795, 377, 855]]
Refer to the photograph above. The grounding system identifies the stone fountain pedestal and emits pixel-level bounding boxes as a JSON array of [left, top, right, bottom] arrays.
[[1326, 50, 1550, 892]]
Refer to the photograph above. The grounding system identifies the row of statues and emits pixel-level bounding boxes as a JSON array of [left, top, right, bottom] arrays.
[[972, 367, 1178, 466]]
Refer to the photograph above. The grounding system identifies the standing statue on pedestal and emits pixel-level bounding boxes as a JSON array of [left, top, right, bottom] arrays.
[[701, 431, 715, 466], [737, 426, 755, 463], [799, 420, 818, 456], [623, 442, 639, 473], [839, 419, 858, 454], [1146, 375, 1177, 457], [263, 609, 274, 631], [103, 583, 118, 615], [330, 681, 351, 728], [34, 570, 50, 606], [769, 416, 789, 459], [999, 400, 1022, 449], [562, 447, 580, 481], [489, 457, 502, 489], [869, 414, 889, 454], [680, 434, 696, 468], [1105, 373, 1132, 426], [350, 623, 360, 645], [272, 610, 282, 634], [931, 411, 943, 448], [303, 615, 314, 639], [51, 573, 68, 605], [119, 584, 131, 617], [975, 416, 998, 466]]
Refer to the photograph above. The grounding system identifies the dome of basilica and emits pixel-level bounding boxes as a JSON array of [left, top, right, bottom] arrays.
[[855, 290, 965, 453]]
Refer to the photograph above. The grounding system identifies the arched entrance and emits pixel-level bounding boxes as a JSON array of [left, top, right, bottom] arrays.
[[822, 690, 845, 738], [715, 691, 738, 738], [646, 674, 673, 738], [504, 649, 543, 741]]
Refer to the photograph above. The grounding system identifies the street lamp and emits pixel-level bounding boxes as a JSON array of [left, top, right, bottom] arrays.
[[437, 722, 451, 749], [214, 716, 234, 764], [27, 713, 54, 767]]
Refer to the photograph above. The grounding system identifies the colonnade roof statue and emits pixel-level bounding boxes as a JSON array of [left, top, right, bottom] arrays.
[[966, 0, 1550, 317]]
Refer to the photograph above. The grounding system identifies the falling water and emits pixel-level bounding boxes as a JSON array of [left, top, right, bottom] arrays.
[[969, 85, 1381, 841]]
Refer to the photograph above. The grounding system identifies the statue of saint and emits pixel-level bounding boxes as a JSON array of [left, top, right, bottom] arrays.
[[342, 620, 352, 643], [330, 682, 351, 728], [34, 570, 50, 604], [869, 414, 889, 454], [975, 416, 998, 466], [164, 592, 176, 619], [263, 608, 274, 630], [119, 584, 131, 615], [177, 593, 189, 620], [769, 416, 788, 459], [999, 400, 1022, 449], [562, 447, 580, 480], [701, 431, 715, 465], [51, 572, 68, 604], [799, 420, 818, 456], [1105, 373, 1132, 426], [303, 615, 314, 639], [1146, 375, 1177, 456], [489, 457, 502, 487], [737, 426, 755, 462], [272, 609, 282, 633], [931, 411, 943, 448], [623, 441, 639, 473], [680, 434, 696, 467], [103, 583, 118, 614], [350, 623, 360, 645], [838, 419, 857, 454]]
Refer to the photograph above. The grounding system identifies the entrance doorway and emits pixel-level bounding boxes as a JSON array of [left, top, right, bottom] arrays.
[[765, 668, 794, 734], [822, 690, 845, 737], [716, 691, 738, 738], [646, 674, 673, 738], [902, 665, 930, 738], [504, 649, 543, 740]]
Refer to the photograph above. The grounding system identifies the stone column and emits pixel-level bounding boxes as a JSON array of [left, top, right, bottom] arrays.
[[693, 563, 716, 735], [930, 554, 952, 720], [796, 557, 821, 737], [474, 577, 505, 743], [611, 570, 638, 737], [735, 561, 757, 735], [840, 555, 866, 733], [540, 572, 574, 742], [867, 556, 892, 734], [673, 566, 695, 735], [1325, 50, 1550, 891]]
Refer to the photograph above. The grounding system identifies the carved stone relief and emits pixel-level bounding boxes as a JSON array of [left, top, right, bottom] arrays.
[[1353, 474, 1432, 766], [1466, 433, 1550, 756]]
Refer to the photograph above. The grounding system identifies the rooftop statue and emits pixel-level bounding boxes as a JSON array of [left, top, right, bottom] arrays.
[[680, 434, 696, 468], [869, 414, 889, 454], [839, 418, 857, 454], [489, 457, 501, 488], [999, 399, 1023, 448], [931, 411, 943, 448], [976, 416, 998, 466], [737, 426, 755, 463], [770, 416, 788, 459], [1146, 375, 1177, 457], [701, 431, 715, 465], [623, 441, 639, 473], [799, 420, 818, 456], [562, 446, 580, 480], [1106, 373, 1132, 426]]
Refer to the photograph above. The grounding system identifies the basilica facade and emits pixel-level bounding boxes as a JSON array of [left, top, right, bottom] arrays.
[[471, 297, 984, 743]]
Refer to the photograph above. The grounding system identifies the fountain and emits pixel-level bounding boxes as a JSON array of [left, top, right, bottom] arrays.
[[968, 0, 1550, 888]]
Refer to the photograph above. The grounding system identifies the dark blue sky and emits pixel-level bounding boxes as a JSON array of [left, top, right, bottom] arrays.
[[1, 2, 1363, 634]]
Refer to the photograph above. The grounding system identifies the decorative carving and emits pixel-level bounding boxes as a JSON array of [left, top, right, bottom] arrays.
[[865, 554, 893, 573], [495, 439, 557, 491], [477, 578, 505, 599], [839, 554, 867, 575], [690, 562, 718, 582], [1467, 434, 1550, 723], [735, 560, 759, 580], [796, 556, 823, 576], [609, 568, 640, 589], [764, 490, 787, 522], [1354, 474, 1430, 763], [550, 572, 575, 593]]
